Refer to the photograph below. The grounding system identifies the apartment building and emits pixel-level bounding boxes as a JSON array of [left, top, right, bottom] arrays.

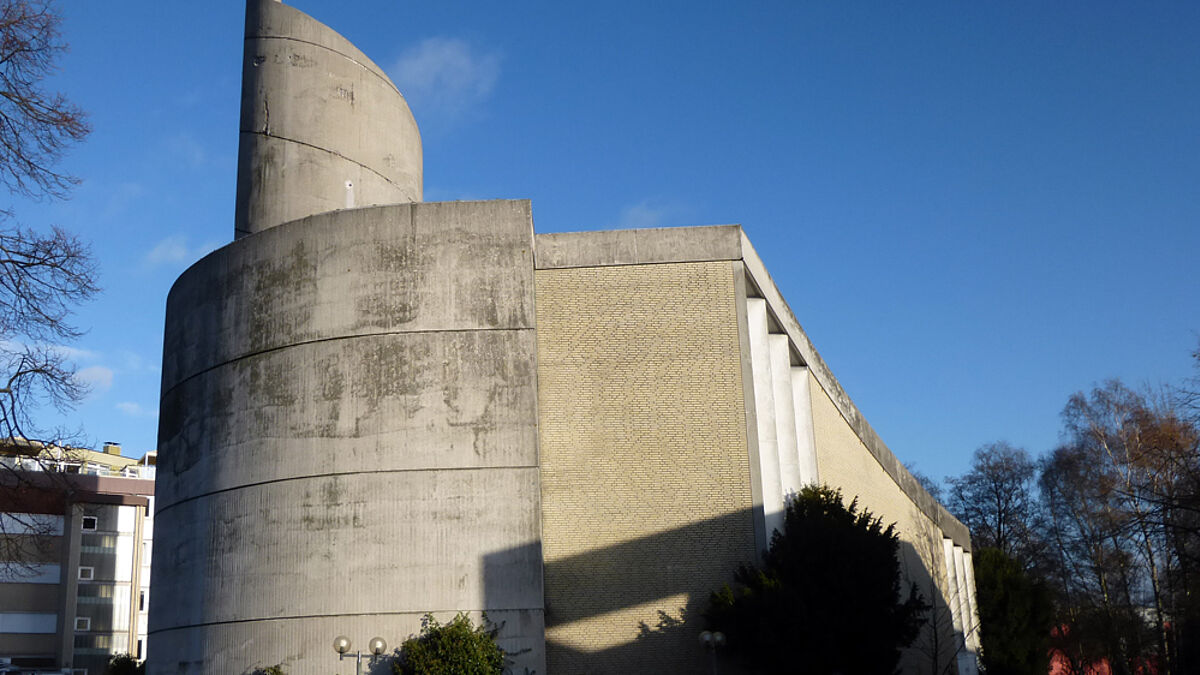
[[0, 442, 155, 675]]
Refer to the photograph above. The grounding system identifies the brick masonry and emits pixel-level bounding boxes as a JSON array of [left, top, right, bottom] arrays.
[[536, 261, 758, 674]]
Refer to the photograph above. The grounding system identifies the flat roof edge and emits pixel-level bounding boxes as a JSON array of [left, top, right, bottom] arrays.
[[531, 223, 971, 549], [534, 225, 744, 269], [737, 231, 971, 549]]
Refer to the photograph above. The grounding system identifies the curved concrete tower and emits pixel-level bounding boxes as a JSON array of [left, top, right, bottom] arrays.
[[150, 2, 543, 673], [234, 0, 422, 237]]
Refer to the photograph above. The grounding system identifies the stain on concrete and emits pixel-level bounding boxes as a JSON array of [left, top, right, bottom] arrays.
[[352, 236, 426, 330], [299, 478, 365, 532], [350, 337, 430, 421], [248, 240, 317, 351], [334, 85, 355, 104], [157, 388, 196, 478], [322, 477, 344, 505], [245, 356, 299, 409], [288, 51, 317, 69]]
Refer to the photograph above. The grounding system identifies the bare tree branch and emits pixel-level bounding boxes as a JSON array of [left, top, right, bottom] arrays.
[[0, 0, 88, 200], [0, 0, 95, 576]]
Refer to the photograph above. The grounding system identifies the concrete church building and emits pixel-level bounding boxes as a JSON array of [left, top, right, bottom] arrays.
[[149, 2, 981, 673]]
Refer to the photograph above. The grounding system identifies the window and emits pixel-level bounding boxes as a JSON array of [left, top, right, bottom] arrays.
[[75, 616, 90, 631], [81, 515, 98, 531], [78, 566, 94, 581], [137, 639, 143, 659], [139, 590, 145, 611]]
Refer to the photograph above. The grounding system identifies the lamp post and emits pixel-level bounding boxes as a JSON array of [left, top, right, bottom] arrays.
[[332, 635, 388, 675], [698, 630, 726, 675]]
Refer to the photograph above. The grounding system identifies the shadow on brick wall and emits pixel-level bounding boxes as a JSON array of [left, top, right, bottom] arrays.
[[487, 507, 760, 675], [482, 505, 964, 675]]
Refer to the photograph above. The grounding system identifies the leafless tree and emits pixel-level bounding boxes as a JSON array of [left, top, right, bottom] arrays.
[[1039, 380, 1200, 675], [0, 0, 95, 443], [906, 463, 945, 502], [0, 0, 89, 199], [945, 442, 1044, 566], [1041, 438, 1144, 675], [0, 0, 95, 576], [1178, 341, 1200, 421], [0, 225, 97, 440]]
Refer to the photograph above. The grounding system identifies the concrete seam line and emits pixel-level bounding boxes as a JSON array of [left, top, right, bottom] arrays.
[[246, 34, 401, 95], [533, 256, 738, 271], [160, 326, 533, 401], [153, 465, 539, 518], [148, 608, 539, 634], [237, 130, 404, 188]]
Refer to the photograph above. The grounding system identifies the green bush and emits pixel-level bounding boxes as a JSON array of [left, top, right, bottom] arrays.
[[706, 485, 928, 674], [103, 654, 144, 675], [249, 667, 286, 675], [394, 613, 505, 675], [975, 547, 1053, 675]]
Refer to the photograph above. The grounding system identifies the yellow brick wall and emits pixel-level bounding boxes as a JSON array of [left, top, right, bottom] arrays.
[[536, 261, 757, 675], [809, 371, 963, 672]]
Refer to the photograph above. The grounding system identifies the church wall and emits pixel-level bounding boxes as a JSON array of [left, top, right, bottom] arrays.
[[810, 372, 979, 673], [535, 260, 758, 675], [148, 2, 983, 671]]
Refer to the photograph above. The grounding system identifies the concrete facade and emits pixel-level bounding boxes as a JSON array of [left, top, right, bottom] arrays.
[[149, 2, 980, 673], [234, 0, 421, 238], [153, 201, 545, 673]]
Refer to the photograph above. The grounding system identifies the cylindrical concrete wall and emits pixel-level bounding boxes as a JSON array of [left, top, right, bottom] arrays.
[[234, 0, 422, 238], [149, 201, 544, 674]]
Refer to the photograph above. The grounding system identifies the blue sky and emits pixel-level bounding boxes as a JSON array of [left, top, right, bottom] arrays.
[[15, 1, 1198, 482]]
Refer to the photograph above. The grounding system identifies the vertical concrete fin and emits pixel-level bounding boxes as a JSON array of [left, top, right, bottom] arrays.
[[769, 334, 801, 497], [942, 540, 962, 623], [747, 298, 784, 539], [790, 366, 820, 486], [235, 0, 423, 239], [962, 551, 983, 658], [953, 545, 980, 674]]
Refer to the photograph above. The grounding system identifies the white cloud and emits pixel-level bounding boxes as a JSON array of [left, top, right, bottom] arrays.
[[145, 235, 220, 268], [76, 366, 114, 392], [120, 350, 161, 374], [146, 235, 189, 265], [101, 182, 146, 222], [52, 345, 100, 362], [390, 37, 501, 121], [615, 200, 690, 230], [116, 401, 158, 419], [165, 133, 207, 168], [195, 239, 222, 258]]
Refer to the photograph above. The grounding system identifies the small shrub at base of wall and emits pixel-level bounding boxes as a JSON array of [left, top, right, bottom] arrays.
[[103, 654, 145, 675], [394, 613, 506, 675]]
